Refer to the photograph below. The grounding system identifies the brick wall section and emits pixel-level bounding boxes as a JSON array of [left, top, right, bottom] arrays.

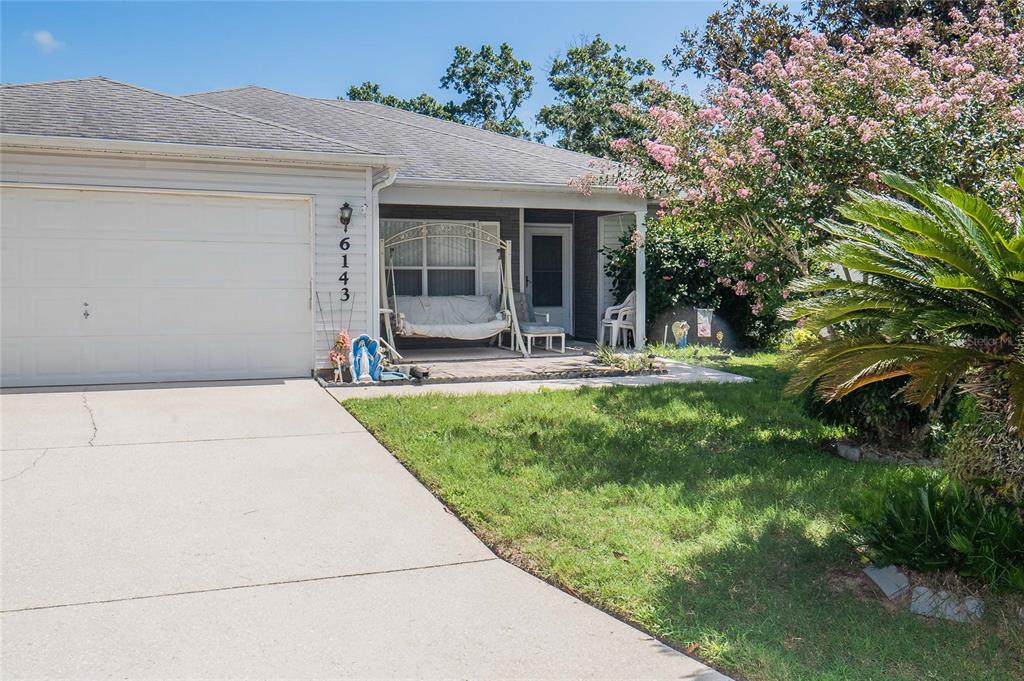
[[572, 212, 600, 340], [524, 208, 572, 224], [380, 204, 520, 290]]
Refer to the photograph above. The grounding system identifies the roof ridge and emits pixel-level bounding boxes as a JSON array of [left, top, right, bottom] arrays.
[[1, 76, 109, 89], [183, 84, 260, 97], [98, 78, 382, 156], [334, 96, 602, 164]]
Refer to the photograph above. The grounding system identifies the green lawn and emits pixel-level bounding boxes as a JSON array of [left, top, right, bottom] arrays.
[[344, 353, 1023, 681]]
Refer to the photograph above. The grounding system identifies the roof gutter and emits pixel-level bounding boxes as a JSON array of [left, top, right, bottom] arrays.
[[391, 175, 625, 195], [0, 133, 405, 170]]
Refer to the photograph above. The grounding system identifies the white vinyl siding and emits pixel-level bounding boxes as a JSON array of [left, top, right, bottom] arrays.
[[596, 213, 636, 339], [1, 151, 374, 379]]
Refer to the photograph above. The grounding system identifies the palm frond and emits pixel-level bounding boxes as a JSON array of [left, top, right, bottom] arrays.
[[788, 169, 1024, 435]]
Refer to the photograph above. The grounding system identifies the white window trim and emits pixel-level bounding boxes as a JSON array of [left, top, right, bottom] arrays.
[[382, 218, 482, 296]]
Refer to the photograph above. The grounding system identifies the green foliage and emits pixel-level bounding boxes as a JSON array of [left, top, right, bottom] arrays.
[[946, 371, 1024, 505], [665, 0, 1023, 79], [441, 43, 535, 138], [536, 35, 658, 155], [344, 81, 453, 119], [848, 473, 1024, 592], [594, 344, 659, 372], [803, 379, 936, 447], [807, 0, 1023, 37], [664, 0, 800, 78], [783, 170, 1024, 434], [612, 6, 1024, 301], [347, 42, 536, 138], [604, 216, 797, 346], [649, 342, 733, 365]]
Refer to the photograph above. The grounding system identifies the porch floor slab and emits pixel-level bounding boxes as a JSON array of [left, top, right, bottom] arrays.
[[397, 343, 589, 363]]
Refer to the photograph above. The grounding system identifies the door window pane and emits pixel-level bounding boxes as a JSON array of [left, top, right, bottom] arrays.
[[531, 235, 563, 307]]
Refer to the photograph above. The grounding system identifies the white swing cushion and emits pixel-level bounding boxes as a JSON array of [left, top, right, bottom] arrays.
[[394, 295, 509, 340]]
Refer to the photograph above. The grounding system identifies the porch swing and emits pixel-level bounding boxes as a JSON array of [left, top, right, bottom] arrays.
[[379, 222, 527, 359]]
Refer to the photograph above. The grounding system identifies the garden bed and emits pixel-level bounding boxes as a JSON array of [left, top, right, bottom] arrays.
[[318, 353, 667, 389]]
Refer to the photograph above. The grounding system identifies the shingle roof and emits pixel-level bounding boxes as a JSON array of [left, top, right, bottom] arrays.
[[186, 86, 600, 186], [1, 77, 375, 156]]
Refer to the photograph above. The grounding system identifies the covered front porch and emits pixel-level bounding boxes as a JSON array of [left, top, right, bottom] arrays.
[[375, 199, 649, 359]]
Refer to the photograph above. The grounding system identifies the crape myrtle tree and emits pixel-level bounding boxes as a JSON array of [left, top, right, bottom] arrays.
[[665, 0, 1023, 80], [581, 3, 1023, 331]]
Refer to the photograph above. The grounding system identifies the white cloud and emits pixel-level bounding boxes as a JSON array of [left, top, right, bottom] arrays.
[[30, 30, 64, 53]]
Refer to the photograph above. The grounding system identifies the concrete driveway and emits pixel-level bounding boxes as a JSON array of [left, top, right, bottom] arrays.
[[1, 379, 726, 680]]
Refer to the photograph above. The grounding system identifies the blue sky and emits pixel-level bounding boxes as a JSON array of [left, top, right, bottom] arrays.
[[2, 1, 725, 135]]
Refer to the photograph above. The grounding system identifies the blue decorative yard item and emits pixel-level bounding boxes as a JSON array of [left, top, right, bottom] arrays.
[[348, 334, 384, 383]]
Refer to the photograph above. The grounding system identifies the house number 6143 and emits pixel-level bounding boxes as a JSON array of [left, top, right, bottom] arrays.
[[338, 229, 351, 300]]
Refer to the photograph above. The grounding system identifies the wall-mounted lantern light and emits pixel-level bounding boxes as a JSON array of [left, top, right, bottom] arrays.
[[339, 202, 354, 228]]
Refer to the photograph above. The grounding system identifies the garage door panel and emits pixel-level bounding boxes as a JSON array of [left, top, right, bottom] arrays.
[[2, 238, 87, 287], [1, 187, 313, 386], [1, 290, 86, 337], [88, 338, 143, 379]]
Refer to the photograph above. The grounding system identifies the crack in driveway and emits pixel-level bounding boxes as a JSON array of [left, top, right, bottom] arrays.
[[1, 449, 50, 483], [0, 557, 499, 614], [81, 393, 98, 446]]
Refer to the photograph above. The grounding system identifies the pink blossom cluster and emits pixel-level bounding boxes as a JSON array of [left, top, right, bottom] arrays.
[[596, 1, 1022, 217], [643, 139, 679, 171], [648, 106, 683, 130], [610, 138, 631, 152]]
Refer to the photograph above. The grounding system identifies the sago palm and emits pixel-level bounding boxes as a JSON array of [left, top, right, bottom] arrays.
[[781, 168, 1024, 434]]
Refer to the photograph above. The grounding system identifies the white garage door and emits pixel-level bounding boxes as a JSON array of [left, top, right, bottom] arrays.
[[1, 186, 312, 387]]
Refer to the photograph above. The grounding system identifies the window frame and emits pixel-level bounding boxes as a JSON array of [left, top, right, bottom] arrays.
[[383, 219, 483, 297]]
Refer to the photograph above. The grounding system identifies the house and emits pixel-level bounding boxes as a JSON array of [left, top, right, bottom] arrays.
[[0, 77, 646, 387]]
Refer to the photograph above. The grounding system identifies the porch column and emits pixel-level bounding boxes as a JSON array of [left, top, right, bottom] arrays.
[[634, 209, 647, 349]]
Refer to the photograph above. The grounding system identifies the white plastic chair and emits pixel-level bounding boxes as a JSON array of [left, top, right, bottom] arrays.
[[600, 291, 636, 348]]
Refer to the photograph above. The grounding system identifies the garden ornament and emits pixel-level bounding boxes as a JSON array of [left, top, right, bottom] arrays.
[[348, 334, 383, 384], [672, 321, 690, 347]]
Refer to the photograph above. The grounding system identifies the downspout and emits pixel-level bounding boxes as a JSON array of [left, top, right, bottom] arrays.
[[370, 166, 399, 338]]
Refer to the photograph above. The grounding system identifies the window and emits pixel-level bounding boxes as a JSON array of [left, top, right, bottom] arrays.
[[382, 220, 478, 296], [530, 235, 563, 307]]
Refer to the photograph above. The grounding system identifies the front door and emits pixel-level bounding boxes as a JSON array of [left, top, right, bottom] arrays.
[[524, 224, 572, 333]]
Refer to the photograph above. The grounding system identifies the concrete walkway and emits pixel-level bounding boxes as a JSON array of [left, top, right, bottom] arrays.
[[332, 358, 751, 399], [1, 379, 727, 680]]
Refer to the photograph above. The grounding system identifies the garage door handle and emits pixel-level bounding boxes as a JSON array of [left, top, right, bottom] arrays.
[[83, 302, 90, 319]]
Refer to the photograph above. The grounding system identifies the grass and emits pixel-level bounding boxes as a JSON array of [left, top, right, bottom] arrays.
[[344, 352, 1023, 681]]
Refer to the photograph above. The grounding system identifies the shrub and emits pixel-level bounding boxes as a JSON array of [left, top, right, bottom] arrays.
[[803, 379, 934, 449], [603, 216, 797, 346], [848, 474, 1024, 592], [594, 344, 659, 372], [783, 170, 1024, 435], [945, 369, 1024, 505]]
